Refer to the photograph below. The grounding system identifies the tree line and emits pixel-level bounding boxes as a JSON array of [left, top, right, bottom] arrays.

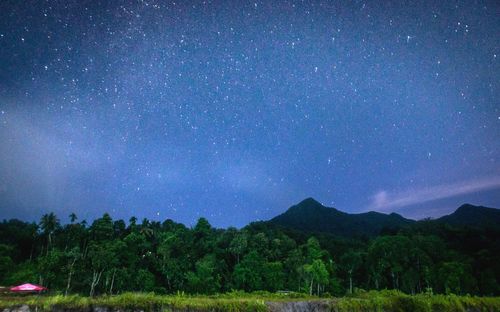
[[0, 212, 498, 296]]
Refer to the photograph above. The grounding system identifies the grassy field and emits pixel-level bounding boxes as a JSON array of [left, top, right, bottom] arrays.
[[0, 290, 499, 312]]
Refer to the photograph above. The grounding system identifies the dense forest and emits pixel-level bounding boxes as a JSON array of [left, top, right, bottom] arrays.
[[0, 200, 499, 297]]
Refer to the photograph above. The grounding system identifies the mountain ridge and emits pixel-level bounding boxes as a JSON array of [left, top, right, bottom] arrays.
[[435, 203, 500, 227], [266, 197, 500, 238], [267, 197, 415, 238]]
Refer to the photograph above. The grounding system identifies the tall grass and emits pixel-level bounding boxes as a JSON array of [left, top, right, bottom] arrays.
[[333, 290, 500, 312], [0, 291, 498, 312]]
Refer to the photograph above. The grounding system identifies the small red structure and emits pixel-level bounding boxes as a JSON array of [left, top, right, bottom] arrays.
[[10, 283, 47, 293]]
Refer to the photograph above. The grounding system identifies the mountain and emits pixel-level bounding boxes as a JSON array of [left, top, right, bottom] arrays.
[[267, 199, 500, 238], [436, 203, 500, 228], [267, 198, 415, 238]]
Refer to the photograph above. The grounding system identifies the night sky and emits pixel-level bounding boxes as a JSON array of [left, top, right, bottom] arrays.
[[1, 1, 499, 228]]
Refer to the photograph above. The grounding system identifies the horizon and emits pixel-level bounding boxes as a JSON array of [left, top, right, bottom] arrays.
[[2, 197, 498, 229], [1, 1, 499, 228]]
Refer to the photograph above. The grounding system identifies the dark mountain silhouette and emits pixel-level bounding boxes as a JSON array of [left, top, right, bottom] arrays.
[[267, 198, 500, 238], [267, 197, 415, 237], [436, 203, 500, 228]]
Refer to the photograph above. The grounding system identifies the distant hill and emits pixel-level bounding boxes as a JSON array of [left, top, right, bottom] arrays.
[[436, 203, 500, 228], [267, 199, 500, 238], [267, 198, 415, 238]]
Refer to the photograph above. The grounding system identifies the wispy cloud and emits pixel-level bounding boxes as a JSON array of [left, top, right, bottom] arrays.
[[368, 176, 500, 212]]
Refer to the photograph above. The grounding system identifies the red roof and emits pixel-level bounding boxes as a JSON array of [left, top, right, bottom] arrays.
[[10, 283, 47, 292]]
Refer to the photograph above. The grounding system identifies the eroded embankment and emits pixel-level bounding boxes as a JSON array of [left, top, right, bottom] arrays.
[[2, 302, 335, 312], [266, 300, 332, 312]]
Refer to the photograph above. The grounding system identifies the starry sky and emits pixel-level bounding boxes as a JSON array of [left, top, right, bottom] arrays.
[[0, 1, 499, 228]]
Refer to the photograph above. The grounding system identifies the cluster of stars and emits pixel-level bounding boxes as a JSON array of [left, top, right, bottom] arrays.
[[0, 1, 498, 226]]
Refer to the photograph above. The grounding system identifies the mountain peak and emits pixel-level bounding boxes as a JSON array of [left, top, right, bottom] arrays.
[[268, 199, 500, 238], [296, 197, 323, 208], [389, 212, 406, 219], [453, 203, 497, 215], [437, 203, 500, 227], [269, 198, 414, 238], [456, 203, 475, 210]]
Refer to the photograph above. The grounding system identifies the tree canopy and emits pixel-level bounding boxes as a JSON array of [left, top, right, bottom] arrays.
[[0, 212, 498, 296]]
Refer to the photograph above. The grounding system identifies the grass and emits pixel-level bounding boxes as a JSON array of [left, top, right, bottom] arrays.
[[332, 290, 500, 312], [0, 291, 499, 312]]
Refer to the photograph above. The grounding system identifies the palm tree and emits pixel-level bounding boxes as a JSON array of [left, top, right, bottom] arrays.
[[140, 226, 154, 237], [139, 219, 153, 237], [69, 213, 78, 224], [40, 212, 60, 253], [129, 217, 138, 232]]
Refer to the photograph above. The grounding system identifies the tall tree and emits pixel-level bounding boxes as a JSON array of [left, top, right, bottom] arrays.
[[340, 250, 363, 294], [40, 213, 60, 254], [69, 213, 78, 224]]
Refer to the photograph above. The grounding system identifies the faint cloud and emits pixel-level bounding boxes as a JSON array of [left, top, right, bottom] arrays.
[[368, 176, 500, 212], [372, 190, 389, 208]]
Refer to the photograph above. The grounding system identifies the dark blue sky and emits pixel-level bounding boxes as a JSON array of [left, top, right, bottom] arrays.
[[0, 1, 499, 227]]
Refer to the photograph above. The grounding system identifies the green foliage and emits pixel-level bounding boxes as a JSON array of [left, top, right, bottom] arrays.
[[232, 251, 266, 291], [0, 208, 498, 297], [438, 261, 477, 295], [3, 261, 37, 285], [186, 254, 221, 294], [332, 290, 500, 312], [0, 244, 14, 279], [262, 262, 284, 292], [303, 259, 329, 295], [37, 249, 65, 288]]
